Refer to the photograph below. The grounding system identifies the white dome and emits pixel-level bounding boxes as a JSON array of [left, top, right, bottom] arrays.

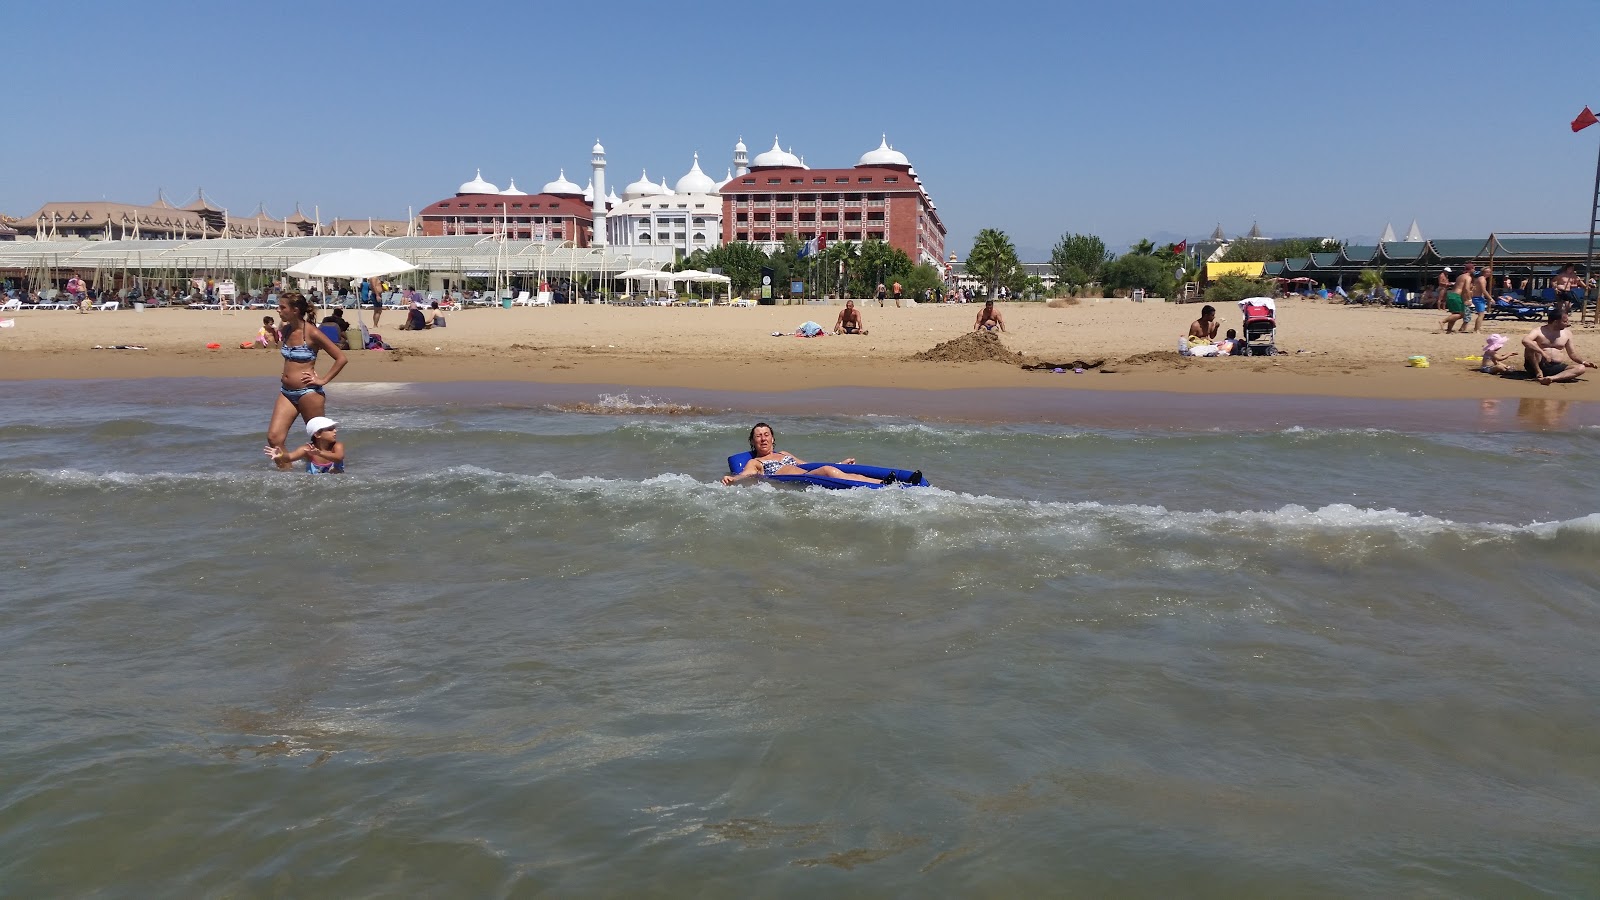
[[592, 139, 605, 154], [734, 137, 747, 153], [675, 153, 718, 194], [857, 134, 910, 168], [717, 167, 734, 190], [623, 169, 665, 201], [750, 136, 801, 168], [658, 176, 675, 196], [457, 168, 499, 195], [583, 179, 594, 202], [542, 168, 583, 196], [500, 178, 527, 196], [605, 188, 621, 207]]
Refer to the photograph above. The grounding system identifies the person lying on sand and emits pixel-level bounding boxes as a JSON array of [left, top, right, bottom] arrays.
[[834, 299, 868, 335]]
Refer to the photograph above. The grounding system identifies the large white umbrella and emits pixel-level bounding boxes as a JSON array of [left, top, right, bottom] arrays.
[[617, 267, 669, 281], [286, 248, 417, 279]]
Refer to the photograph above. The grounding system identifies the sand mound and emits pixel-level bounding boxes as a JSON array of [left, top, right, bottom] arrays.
[[911, 331, 1026, 364]]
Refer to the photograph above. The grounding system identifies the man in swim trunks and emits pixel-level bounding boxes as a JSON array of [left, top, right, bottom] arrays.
[[1440, 264, 1472, 333], [834, 299, 868, 335], [362, 277, 384, 326], [1188, 304, 1219, 342], [1553, 264, 1585, 312], [974, 300, 1006, 333], [1469, 265, 1492, 333], [1521, 306, 1588, 384]]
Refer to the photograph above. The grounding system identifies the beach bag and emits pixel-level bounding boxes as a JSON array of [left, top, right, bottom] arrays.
[[798, 321, 823, 337], [365, 332, 390, 350]]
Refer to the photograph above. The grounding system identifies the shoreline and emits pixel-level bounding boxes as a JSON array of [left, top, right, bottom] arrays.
[[8, 375, 1593, 432]]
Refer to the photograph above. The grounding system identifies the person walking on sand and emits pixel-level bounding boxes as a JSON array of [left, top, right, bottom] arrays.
[[874, 282, 887, 307], [1470, 265, 1492, 333], [1522, 306, 1589, 384], [1441, 264, 1472, 333], [892, 281, 903, 308]]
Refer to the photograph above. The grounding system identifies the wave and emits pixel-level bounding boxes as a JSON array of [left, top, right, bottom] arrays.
[[11, 466, 1597, 546]]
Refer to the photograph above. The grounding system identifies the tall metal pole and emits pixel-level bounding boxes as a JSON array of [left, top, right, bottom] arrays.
[[1585, 137, 1600, 323]]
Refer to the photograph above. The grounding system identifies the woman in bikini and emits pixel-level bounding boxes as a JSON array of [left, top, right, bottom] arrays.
[[722, 422, 918, 486], [267, 292, 347, 456]]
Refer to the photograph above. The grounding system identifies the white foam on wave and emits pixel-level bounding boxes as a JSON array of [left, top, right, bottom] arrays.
[[589, 392, 700, 413]]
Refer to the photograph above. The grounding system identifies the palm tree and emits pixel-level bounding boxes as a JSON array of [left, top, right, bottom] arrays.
[[1129, 238, 1156, 256], [966, 228, 1020, 300], [826, 240, 857, 296]]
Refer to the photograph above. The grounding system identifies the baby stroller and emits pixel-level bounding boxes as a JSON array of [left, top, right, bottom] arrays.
[[1241, 299, 1276, 356]]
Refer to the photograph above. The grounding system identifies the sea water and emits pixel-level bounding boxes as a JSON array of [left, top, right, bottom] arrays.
[[1, 378, 1597, 896]]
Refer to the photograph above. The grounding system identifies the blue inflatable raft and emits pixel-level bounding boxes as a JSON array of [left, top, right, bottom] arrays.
[[727, 452, 930, 489]]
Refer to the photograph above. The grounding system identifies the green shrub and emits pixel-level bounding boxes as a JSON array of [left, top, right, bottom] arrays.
[[1204, 274, 1276, 305]]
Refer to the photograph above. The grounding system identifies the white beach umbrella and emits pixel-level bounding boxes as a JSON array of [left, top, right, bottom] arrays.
[[617, 267, 669, 281], [285, 248, 417, 280]]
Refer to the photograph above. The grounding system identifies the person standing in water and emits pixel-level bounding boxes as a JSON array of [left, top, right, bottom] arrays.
[[266, 292, 347, 457]]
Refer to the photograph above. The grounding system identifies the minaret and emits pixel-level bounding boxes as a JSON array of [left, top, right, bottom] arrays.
[[733, 136, 749, 177], [590, 139, 607, 248]]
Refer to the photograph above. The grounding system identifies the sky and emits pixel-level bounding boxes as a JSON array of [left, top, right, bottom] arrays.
[[6, 0, 1599, 259]]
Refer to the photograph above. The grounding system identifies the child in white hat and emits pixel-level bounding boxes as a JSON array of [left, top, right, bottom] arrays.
[[264, 416, 345, 473]]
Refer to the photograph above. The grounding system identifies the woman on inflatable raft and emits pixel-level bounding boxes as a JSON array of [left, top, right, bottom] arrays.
[[722, 422, 923, 488]]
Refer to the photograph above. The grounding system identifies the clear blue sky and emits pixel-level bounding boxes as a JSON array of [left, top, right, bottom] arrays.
[[6, 0, 1598, 259]]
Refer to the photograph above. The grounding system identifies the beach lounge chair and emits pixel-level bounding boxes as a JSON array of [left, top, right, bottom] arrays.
[[97, 299, 119, 311], [510, 290, 533, 306], [531, 291, 552, 306], [730, 298, 755, 308], [1241, 300, 1276, 356], [0, 298, 20, 312]]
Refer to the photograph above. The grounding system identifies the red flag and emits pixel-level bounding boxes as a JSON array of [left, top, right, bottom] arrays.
[[816, 234, 826, 252], [1572, 106, 1598, 132], [1172, 239, 1187, 255]]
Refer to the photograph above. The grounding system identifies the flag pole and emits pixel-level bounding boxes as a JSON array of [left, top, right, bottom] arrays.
[[1585, 134, 1600, 324]]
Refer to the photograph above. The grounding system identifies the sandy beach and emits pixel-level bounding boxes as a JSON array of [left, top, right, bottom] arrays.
[[1, 297, 1595, 402]]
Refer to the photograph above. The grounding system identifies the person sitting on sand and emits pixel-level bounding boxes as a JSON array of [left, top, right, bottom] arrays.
[[1188, 304, 1219, 342], [1521, 306, 1589, 384], [722, 422, 918, 486], [834, 299, 868, 335], [1216, 328, 1242, 356], [399, 302, 430, 331], [974, 300, 1006, 333], [429, 301, 447, 328], [323, 309, 351, 349], [265, 415, 345, 474], [1480, 334, 1514, 374], [256, 316, 280, 348]]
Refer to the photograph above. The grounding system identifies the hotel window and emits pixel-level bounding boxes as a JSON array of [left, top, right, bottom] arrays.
[[736, 231, 749, 240], [812, 177, 826, 184], [736, 213, 748, 222], [741, 178, 755, 185], [884, 176, 898, 183], [867, 212, 884, 222], [835, 177, 848, 183], [777, 213, 792, 222], [857, 177, 872, 183], [475, 203, 486, 208], [754, 212, 770, 222], [766, 178, 780, 184]]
